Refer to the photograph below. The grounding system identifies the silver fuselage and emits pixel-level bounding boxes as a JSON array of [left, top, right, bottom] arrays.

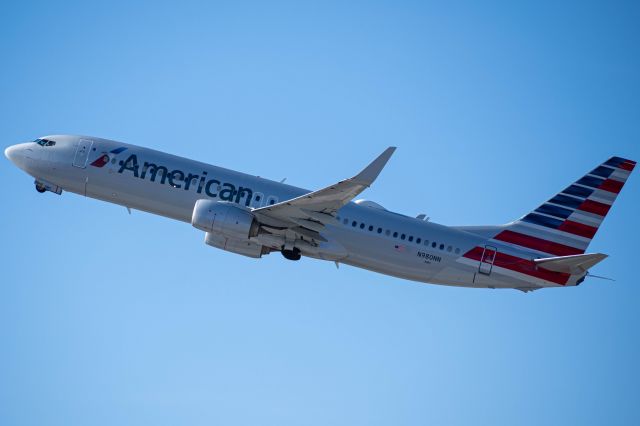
[[6, 135, 579, 290]]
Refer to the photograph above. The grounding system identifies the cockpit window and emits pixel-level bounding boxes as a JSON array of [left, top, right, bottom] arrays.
[[34, 138, 56, 147]]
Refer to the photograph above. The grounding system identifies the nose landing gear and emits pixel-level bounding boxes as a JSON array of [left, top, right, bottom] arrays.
[[281, 247, 301, 261], [35, 182, 47, 193], [34, 179, 62, 195]]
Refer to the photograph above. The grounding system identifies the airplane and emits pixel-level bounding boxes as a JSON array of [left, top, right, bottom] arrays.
[[5, 135, 635, 292]]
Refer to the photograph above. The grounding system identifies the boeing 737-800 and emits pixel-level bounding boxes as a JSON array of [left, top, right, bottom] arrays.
[[5, 135, 635, 292]]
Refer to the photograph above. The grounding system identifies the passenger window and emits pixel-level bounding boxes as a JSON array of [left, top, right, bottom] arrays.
[[447, 246, 452, 252], [368, 225, 373, 231], [377, 227, 382, 234], [416, 237, 421, 244], [408, 236, 413, 242], [360, 223, 365, 229], [424, 240, 429, 246], [401, 234, 406, 240], [385, 230, 391, 236], [439, 244, 445, 250], [266, 195, 278, 205], [432, 242, 437, 248], [352, 221, 357, 227], [393, 232, 398, 238], [252, 192, 264, 207]]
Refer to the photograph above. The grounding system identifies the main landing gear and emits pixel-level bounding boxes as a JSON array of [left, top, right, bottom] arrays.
[[281, 247, 301, 261]]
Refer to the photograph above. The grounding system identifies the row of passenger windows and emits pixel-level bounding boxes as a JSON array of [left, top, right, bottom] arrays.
[[336, 216, 461, 255]]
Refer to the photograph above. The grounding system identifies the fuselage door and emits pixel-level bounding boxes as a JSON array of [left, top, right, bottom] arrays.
[[478, 245, 497, 275], [72, 139, 94, 168]]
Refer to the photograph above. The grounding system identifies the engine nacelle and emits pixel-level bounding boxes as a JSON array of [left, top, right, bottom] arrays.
[[204, 232, 268, 258], [192, 200, 260, 239]]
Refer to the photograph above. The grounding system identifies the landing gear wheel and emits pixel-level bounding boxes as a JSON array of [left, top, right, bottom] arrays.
[[35, 183, 46, 193], [281, 248, 301, 261]]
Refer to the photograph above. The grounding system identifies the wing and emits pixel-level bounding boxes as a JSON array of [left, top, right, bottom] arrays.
[[252, 147, 396, 241]]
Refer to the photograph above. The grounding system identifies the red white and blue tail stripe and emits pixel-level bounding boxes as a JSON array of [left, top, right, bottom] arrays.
[[500, 156, 635, 256], [460, 156, 635, 286]]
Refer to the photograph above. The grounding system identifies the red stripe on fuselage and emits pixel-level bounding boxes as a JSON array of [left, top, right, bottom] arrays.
[[493, 230, 584, 256], [577, 199, 610, 217], [463, 247, 570, 285]]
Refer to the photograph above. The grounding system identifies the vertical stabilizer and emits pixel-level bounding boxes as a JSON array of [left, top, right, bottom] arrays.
[[495, 156, 635, 257]]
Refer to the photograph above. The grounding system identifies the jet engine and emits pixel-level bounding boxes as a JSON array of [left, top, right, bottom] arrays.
[[192, 200, 260, 239], [192, 200, 268, 258], [204, 232, 269, 258]]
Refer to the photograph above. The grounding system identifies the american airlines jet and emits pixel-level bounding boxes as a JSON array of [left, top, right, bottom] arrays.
[[5, 135, 635, 292]]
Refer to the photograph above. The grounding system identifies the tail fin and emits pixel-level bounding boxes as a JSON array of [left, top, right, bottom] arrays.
[[495, 156, 635, 257]]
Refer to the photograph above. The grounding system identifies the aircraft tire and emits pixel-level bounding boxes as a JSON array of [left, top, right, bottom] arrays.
[[281, 248, 301, 261]]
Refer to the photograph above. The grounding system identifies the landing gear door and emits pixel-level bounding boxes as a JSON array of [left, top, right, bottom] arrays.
[[478, 245, 497, 275], [73, 139, 93, 168]]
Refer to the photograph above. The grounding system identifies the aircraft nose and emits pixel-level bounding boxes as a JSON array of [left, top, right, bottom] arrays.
[[5, 143, 33, 171], [5, 144, 21, 164]]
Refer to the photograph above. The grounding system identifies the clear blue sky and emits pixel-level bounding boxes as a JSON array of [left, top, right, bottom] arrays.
[[1, 1, 639, 425]]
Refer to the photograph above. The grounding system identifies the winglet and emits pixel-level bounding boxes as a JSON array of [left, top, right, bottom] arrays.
[[352, 147, 396, 186]]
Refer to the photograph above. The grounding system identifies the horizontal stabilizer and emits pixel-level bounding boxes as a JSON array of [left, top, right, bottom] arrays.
[[534, 253, 608, 274]]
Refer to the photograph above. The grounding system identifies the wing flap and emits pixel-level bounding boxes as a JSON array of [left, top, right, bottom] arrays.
[[291, 226, 328, 242], [300, 209, 339, 225], [289, 217, 325, 233]]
